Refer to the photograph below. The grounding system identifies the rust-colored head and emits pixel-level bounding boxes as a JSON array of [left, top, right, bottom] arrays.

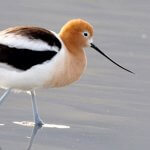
[[59, 19, 94, 52]]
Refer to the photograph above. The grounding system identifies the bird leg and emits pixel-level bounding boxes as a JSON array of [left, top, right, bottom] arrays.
[[0, 89, 11, 105], [30, 90, 44, 126]]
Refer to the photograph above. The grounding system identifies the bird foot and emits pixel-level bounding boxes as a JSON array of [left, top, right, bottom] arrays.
[[34, 117, 44, 127]]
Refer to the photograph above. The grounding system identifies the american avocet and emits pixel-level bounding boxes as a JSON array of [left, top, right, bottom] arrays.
[[0, 19, 134, 126]]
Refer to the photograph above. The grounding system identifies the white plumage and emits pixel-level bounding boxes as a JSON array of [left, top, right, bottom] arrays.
[[0, 34, 53, 51]]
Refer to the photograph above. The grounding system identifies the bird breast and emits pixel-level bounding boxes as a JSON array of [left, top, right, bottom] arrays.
[[44, 48, 87, 88]]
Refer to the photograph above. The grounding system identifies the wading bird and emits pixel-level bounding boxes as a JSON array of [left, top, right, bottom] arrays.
[[0, 19, 133, 126]]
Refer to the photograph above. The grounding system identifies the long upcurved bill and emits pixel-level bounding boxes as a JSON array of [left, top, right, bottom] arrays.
[[91, 43, 134, 74]]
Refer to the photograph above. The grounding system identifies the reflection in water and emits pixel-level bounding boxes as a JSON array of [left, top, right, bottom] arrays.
[[27, 124, 42, 150], [13, 121, 70, 150]]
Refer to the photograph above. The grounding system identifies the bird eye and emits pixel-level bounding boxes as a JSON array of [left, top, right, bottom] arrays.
[[83, 31, 89, 37]]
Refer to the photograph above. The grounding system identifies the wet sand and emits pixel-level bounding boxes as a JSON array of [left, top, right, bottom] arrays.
[[0, 0, 150, 150]]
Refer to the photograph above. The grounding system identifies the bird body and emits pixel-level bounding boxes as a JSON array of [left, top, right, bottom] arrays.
[[0, 35, 86, 90], [0, 19, 90, 90]]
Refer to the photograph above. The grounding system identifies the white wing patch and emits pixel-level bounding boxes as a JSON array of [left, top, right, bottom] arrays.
[[0, 33, 59, 52]]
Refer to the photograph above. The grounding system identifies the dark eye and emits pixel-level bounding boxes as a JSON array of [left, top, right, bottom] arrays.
[[83, 31, 89, 37], [84, 32, 88, 36]]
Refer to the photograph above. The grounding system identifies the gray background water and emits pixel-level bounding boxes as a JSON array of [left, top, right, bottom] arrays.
[[0, 0, 150, 150]]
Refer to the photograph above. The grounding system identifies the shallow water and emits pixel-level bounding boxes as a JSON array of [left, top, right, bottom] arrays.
[[0, 0, 150, 150]]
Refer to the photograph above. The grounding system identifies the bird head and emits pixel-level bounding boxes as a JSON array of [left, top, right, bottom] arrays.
[[59, 19, 134, 74]]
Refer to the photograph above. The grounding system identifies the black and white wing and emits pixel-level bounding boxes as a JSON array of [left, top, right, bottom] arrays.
[[0, 26, 62, 70]]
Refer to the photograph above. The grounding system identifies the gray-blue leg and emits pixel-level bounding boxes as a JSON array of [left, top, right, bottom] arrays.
[[30, 90, 44, 126], [0, 89, 11, 105]]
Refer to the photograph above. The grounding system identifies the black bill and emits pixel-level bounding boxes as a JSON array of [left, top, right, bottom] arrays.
[[91, 43, 134, 74]]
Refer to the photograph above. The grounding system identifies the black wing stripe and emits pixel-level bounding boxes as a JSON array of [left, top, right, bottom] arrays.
[[0, 44, 57, 70]]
